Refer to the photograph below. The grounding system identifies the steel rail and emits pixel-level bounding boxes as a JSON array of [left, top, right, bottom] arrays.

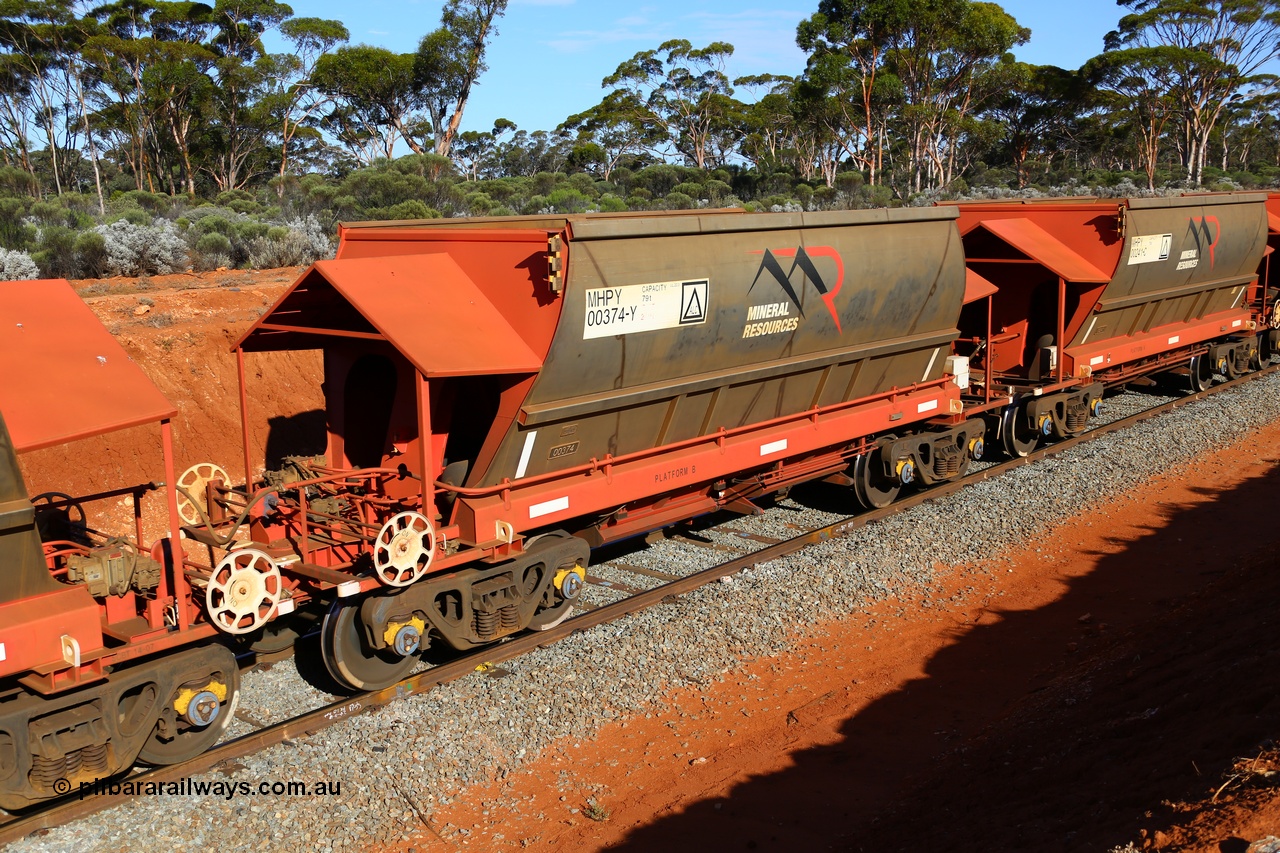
[[3, 363, 1277, 847]]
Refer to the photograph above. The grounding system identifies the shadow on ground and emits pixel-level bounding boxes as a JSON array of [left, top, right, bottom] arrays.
[[604, 459, 1280, 853]]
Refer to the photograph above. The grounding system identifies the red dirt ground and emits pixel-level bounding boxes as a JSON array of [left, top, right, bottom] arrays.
[[390, 393, 1280, 851], [18, 269, 1280, 852]]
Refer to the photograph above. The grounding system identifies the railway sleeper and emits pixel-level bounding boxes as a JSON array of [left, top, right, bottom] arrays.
[[356, 532, 590, 654], [0, 644, 238, 811]]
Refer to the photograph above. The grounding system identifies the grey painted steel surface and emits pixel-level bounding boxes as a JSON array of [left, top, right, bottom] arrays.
[[463, 208, 967, 487], [0, 411, 58, 604], [1075, 194, 1269, 348]]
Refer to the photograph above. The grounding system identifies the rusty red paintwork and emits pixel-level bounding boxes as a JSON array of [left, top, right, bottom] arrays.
[[235, 254, 543, 377], [0, 280, 176, 452]]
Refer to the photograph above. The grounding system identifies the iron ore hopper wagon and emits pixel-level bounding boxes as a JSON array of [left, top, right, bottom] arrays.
[[212, 207, 986, 692]]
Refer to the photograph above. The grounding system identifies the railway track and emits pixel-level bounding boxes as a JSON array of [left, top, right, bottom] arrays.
[[3, 364, 1277, 846]]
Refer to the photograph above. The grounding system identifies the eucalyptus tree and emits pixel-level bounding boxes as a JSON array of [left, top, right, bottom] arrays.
[[601, 39, 745, 169], [983, 60, 1084, 188], [797, 0, 908, 185], [413, 0, 507, 159], [1106, 0, 1280, 185], [558, 90, 667, 181], [881, 0, 1028, 193], [264, 16, 347, 193], [313, 46, 424, 163]]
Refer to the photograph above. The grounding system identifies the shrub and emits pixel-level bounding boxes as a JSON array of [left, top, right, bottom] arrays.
[[192, 232, 234, 270], [94, 219, 188, 276], [31, 226, 78, 278], [672, 182, 704, 200], [74, 231, 109, 278], [662, 191, 695, 210], [246, 215, 333, 269], [0, 248, 40, 281]]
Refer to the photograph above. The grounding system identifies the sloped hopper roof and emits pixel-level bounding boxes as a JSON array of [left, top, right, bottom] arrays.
[[963, 268, 999, 303], [0, 279, 177, 452], [1268, 211, 1280, 234], [235, 254, 543, 377], [976, 218, 1112, 283]]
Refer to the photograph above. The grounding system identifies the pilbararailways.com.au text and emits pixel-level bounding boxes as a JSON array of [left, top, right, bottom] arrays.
[[68, 777, 342, 799]]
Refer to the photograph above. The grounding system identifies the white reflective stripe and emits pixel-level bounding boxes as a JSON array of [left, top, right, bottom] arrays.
[[922, 347, 940, 382], [1168, 335, 1180, 345], [1235, 286, 1247, 306], [0, 642, 6, 662], [337, 580, 361, 598], [1080, 317, 1097, 345], [1232, 319, 1242, 328], [760, 439, 788, 456], [530, 496, 569, 518], [515, 430, 538, 479], [917, 399, 938, 413], [276, 598, 296, 616], [1090, 355, 1105, 366]]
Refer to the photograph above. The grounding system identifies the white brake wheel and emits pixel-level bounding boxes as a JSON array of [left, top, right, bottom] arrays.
[[177, 462, 230, 526], [206, 548, 282, 635], [373, 511, 436, 587]]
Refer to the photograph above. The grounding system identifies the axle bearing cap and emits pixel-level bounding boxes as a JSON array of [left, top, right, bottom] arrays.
[[1090, 398, 1103, 418], [896, 458, 915, 485], [392, 624, 422, 657], [184, 691, 221, 727], [554, 565, 585, 600], [1038, 414, 1053, 436], [969, 437, 984, 461]]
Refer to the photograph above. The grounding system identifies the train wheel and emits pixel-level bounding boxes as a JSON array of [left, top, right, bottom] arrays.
[[525, 531, 579, 631], [1250, 333, 1268, 370], [137, 645, 239, 765], [852, 442, 900, 509], [1000, 402, 1038, 458], [244, 603, 324, 655], [1188, 354, 1213, 392], [321, 599, 417, 692]]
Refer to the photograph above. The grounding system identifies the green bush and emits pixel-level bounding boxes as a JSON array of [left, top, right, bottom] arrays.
[[192, 231, 233, 270], [662, 191, 695, 210], [32, 226, 77, 278], [672, 182, 704, 200], [597, 193, 627, 212], [74, 231, 108, 279], [193, 214, 233, 236]]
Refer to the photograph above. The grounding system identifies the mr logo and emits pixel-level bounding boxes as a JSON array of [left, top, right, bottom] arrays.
[[748, 246, 845, 332], [1185, 216, 1220, 268]]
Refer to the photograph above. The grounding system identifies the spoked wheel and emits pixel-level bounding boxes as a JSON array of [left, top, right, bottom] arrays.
[[852, 441, 901, 510], [1188, 354, 1213, 392], [321, 599, 417, 692], [1000, 402, 1038, 459], [137, 645, 240, 765], [30, 492, 88, 543]]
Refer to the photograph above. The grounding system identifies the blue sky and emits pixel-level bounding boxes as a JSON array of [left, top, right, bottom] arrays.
[[285, 0, 1134, 135]]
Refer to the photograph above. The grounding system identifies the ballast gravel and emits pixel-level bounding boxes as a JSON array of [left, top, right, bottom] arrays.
[[13, 372, 1280, 851]]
